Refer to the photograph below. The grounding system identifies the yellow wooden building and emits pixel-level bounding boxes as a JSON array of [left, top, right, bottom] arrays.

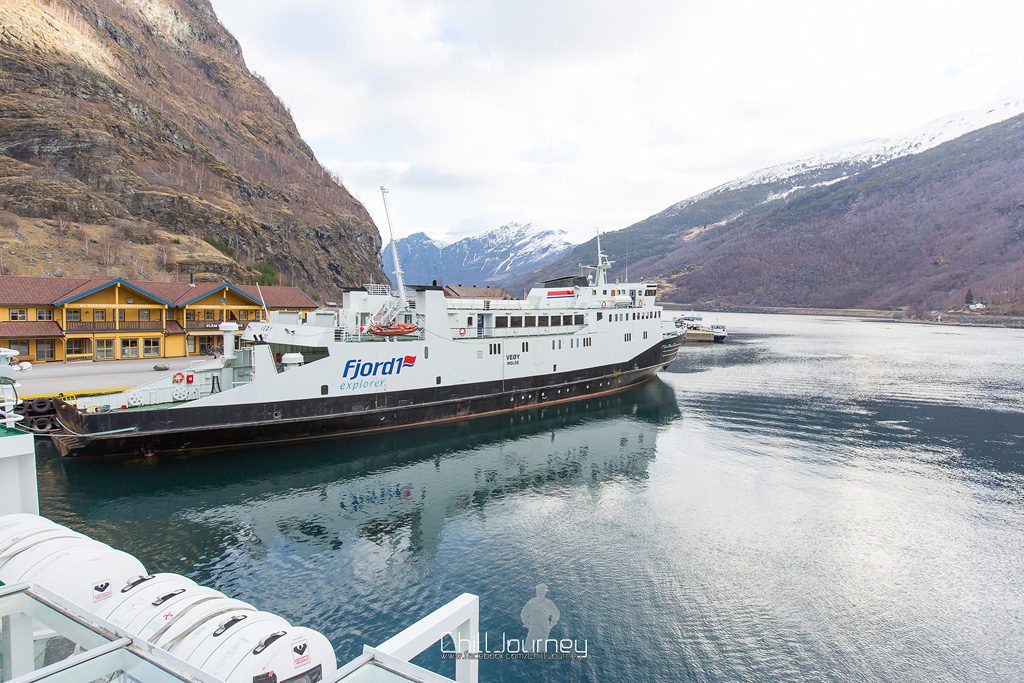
[[0, 276, 318, 362]]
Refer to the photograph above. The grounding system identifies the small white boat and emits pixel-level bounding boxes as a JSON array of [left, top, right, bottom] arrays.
[[674, 313, 727, 343]]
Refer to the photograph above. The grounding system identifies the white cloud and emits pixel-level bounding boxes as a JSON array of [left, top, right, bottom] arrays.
[[212, 0, 1024, 242]]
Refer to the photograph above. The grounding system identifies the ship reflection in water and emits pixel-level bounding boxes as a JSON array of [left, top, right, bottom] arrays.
[[35, 379, 681, 678], [34, 313, 1024, 682]]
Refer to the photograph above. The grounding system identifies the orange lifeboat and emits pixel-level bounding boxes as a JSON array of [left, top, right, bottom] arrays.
[[368, 322, 419, 337]]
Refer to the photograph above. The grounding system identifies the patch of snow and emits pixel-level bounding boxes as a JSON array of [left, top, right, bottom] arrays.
[[668, 97, 1024, 213]]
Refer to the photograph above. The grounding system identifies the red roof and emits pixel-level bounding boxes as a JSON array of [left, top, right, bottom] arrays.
[[237, 285, 317, 309], [51, 278, 117, 304], [0, 321, 65, 338], [0, 276, 89, 305], [131, 280, 196, 304], [0, 276, 316, 309]]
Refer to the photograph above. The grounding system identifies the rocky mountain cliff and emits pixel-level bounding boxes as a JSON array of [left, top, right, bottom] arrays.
[[520, 101, 1024, 313], [383, 222, 572, 288], [0, 0, 386, 296]]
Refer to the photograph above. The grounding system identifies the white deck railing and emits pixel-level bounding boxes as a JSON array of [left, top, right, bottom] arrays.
[[332, 593, 479, 683]]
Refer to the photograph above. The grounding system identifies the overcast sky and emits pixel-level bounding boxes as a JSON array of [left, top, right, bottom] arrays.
[[213, 0, 1024, 243]]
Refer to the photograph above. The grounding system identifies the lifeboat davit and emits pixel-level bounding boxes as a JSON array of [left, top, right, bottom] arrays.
[[368, 322, 419, 337]]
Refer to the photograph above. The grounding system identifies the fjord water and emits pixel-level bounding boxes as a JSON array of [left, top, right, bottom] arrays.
[[35, 314, 1024, 682]]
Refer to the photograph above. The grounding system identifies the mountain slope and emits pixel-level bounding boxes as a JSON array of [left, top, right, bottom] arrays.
[[521, 102, 1024, 311], [0, 0, 386, 296], [384, 223, 572, 287]]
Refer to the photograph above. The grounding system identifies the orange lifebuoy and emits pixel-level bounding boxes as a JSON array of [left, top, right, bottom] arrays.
[[172, 372, 185, 384], [601, 301, 607, 308], [458, 327, 467, 337]]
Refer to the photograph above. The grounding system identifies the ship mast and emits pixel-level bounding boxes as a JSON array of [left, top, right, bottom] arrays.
[[380, 186, 407, 305], [593, 230, 614, 285], [579, 230, 615, 286]]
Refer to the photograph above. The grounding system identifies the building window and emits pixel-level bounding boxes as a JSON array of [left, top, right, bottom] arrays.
[[238, 310, 249, 320], [524, 316, 536, 328], [118, 309, 125, 321], [9, 308, 27, 321], [510, 316, 523, 328], [95, 339, 114, 359], [563, 315, 573, 325], [143, 338, 161, 357], [538, 315, 549, 326], [66, 338, 89, 355], [36, 340, 55, 361], [187, 337, 198, 353], [120, 338, 139, 358], [8, 340, 29, 356], [66, 309, 81, 322], [94, 310, 106, 322], [139, 309, 151, 321], [574, 315, 584, 325], [205, 310, 215, 321], [597, 312, 603, 321], [36, 309, 53, 321], [466, 316, 474, 326], [495, 316, 508, 328], [186, 309, 196, 321], [550, 315, 561, 327]]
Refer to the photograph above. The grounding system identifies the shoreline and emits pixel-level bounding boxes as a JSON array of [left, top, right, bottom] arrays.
[[662, 304, 1024, 329]]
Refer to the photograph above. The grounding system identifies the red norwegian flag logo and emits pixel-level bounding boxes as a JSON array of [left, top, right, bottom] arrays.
[[402, 355, 417, 367]]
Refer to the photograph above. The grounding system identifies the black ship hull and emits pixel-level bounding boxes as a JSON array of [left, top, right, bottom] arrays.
[[52, 336, 682, 459]]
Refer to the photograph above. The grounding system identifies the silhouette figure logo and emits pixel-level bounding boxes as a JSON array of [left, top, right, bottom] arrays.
[[521, 583, 560, 652]]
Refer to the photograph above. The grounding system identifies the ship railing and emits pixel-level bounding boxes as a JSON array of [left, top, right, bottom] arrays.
[[73, 358, 228, 411], [447, 299, 638, 311], [334, 327, 425, 343], [449, 324, 588, 339], [364, 282, 393, 296]]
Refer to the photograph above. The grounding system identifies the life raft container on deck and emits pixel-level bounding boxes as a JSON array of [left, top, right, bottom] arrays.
[[368, 322, 419, 337]]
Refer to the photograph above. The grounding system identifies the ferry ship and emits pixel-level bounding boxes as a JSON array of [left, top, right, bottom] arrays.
[[49, 233, 682, 458]]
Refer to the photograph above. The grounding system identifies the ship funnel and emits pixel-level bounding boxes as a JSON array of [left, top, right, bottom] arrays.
[[219, 322, 239, 360]]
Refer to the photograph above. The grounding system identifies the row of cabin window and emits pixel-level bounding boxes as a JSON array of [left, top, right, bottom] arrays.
[[494, 314, 584, 329], [594, 288, 657, 297], [551, 337, 592, 350], [606, 311, 661, 322]]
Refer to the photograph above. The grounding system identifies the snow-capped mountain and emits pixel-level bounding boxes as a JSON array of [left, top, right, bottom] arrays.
[[668, 97, 1024, 216], [521, 97, 1024, 312], [382, 223, 573, 287]]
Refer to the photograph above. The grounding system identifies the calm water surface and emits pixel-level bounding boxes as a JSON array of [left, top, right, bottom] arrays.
[[36, 314, 1024, 682]]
